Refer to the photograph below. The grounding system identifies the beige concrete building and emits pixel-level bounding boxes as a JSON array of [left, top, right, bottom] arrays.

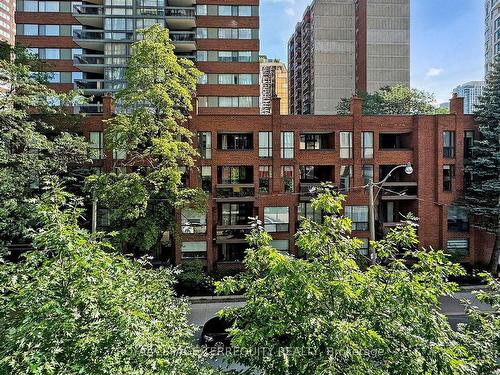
[[259, 57, 288, 114], [288, 0, 410, 115], [485, 0, 500, 75]]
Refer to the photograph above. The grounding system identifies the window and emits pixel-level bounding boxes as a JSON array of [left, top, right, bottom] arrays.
[[44, 1, 59, 12], [340, 131, 353, 159], [47, 72, 60, 83], [259, 166, 272, 193], [45, 25, 60, 36], [45, 48, 60, 59], [220, 203, 252, 226], [218, 74, 234, 85], [238, 51, 252, 62], [112, 147, 126, 160], [281, 166, 294, 192], [89, 131, 103, 160], [198, 132, 211, 159], [345, 206, 369, 231], [219, 96, 237, 107], [448, 206, 469, 232], [298, 202, 322, 222], [362, 165, 374, 185], [358, 238, 369, 256], [181, 241, 207, 259], [239, 74, 253, 85], [281, 131, 294, 159], [196, 51, 208, 61], [264, 207, 289, 232], [181, 208, 207, 234], [300, 133, 333, 150], [218, 243, 246, 262], [361, 132, 374, 159], [238, 5, 252, 16], [259, 131, 272, 158], [24, 24, 38, 35], [24, 1, 38, 11], [218, 133, 253, 150], [218, 51, 233, 62], [271, 240, 289, 254], [200, 166, 212, 192], [196, 4, 207, 15], [446, 239, 469, 257], [218, 166, 252, 184], [72, 72, 83, 82], [218, 28, 237, 39], [443, 131, 455, 158], [197, 74, 208, 84], [340, 165, 352, 192], [443, 165, 455, 191], [218, 5, 232, 16], [464, 130, 475, 158], [239, 28, 252, 39], [196, 27, 207, 39]]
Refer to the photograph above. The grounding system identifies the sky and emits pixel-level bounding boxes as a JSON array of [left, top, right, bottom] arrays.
[[259, 0, 485, 104]]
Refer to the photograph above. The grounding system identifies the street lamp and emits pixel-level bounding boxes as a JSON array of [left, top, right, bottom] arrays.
[[367, 162, 413, 264]]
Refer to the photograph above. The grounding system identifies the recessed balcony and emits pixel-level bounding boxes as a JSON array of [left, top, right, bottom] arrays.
[[165, 7, 196, 29], [73, 4, 104, 28], [74, 79, 127, 94], [170, 31, 196, 52], [73, 54, 105, 73], [73, 30, 104, 51]]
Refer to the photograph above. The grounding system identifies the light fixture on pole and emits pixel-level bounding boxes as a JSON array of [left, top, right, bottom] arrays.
[[367, 162, 413, 264]]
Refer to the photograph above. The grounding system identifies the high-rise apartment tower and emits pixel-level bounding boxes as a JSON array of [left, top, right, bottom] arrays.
[[259, 56, 288, 115], [15, 0, 260, 114], [485, 0, 500, 75], [288, 0, 410, 115], [0, 0, 15, 44], [453, 81, 485, 114]]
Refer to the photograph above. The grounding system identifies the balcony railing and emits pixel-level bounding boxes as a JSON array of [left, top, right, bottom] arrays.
[[216, 185, 255, 200], [165, 7, 195, 17], [73, 29, 104, 40], [74, 54, 105, 65], [170, 32, 195, 42], [73, 4, 104, 15], [74, 79, 126, 92]]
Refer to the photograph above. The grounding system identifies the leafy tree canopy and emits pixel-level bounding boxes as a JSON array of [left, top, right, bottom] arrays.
[[0, 43, 89, 253], [337, 84, 447, 115], [0, 183, 218, 374], [216, 187, 499, 374], [86, 25, 206, 257]]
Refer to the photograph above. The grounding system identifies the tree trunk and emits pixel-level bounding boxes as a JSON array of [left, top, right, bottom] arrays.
[[490, 229, 500, 276]]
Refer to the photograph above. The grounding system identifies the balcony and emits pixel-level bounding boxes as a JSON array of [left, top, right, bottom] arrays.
[[215, 184, 255, 202], [73, 54, 105, 73], [379, 183, 418, 201], [379, 132, 413, 150], [73, 4, 104, 28], [165, 7, 196, 29], [170, 31, 196, 52], [73, 30, 104, 51], [74, 79, 126, 94], [74, 103, 103, 114]]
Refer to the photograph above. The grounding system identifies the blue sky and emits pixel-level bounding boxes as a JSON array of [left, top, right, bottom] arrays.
[[259, 0, 484, 104]]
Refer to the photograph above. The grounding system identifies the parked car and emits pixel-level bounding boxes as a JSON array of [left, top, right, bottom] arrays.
[[200, 316, 233, 349]]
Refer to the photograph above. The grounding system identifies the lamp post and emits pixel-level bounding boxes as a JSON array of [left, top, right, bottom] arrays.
[[367, 162, 413, 264]]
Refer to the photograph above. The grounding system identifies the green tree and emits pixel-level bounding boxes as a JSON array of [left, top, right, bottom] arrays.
[[337, 85, 446, 115], [86, 24, 205, 257], [0, 183, 217, 374], [216, 187, 488, 374], [463, 57, 500, 274], [0, 43, 89, 253]]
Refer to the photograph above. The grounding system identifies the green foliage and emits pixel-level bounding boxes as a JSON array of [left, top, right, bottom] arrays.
[[463, 56, 500, 273], [0, 184, 217, 374], [215, 187, 496, 374], [337, 85, 445, 115], [0, 44, 89, 252], [175, 260, 214, 296], [86, 25, 205, 256]]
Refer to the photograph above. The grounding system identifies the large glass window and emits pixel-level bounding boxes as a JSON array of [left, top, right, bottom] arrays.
[[259, 165, 272, 193], [345, 206, 369, 231], [259, 131, 272, 158], [238, 5, 252, 16], [196, 4, 207, 15], [196, 27, 208, 39], [299, 133, 333, 150], [218, 166, 252, 184], [181, 208, 207, 234], [220, 203, 252, 226], [446, 239, 469, 257], [45, 25, 60, 36], [448, 206, 469, 232], [181, 241, 207, 259], [89, 131, 104, 160], [24, 24, 38, 35], [264, 207, 289, 232], [45, 48, 60, 59], [23, 1, 38, 11], [200, 166, 212, 192], [281, 131, 294, 159], [340, 165, 352, 192], [218, 133, 253, 150], [198, 131, 211, 159], [464, 130, 475, 158], [298, 202, 322, 222], [361, 131, 374, 159], [362, 165, 374, 185], [281, 166, 294, 192], [340, 131, 353, 159], [443, 131, 455, 158], [443, 165, 455, 191]]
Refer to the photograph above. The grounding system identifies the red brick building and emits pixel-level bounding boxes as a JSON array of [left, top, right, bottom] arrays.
[[176, 94, 494, 271]]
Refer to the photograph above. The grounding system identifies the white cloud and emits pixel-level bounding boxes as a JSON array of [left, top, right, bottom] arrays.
[[285, 7, 296, 16], [426, 68, 444, 77]]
